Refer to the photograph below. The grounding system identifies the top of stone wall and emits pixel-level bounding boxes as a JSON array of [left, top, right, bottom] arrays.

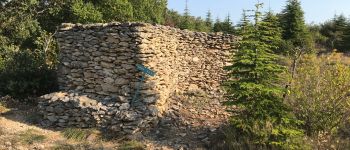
[[58, 22, 234, 37]]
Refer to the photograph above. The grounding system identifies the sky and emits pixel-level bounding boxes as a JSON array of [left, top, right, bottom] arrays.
[[167, 0, 350, 24]]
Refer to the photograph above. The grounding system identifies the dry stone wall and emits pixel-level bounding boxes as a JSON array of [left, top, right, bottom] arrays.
[[38, 22, 238, 135]]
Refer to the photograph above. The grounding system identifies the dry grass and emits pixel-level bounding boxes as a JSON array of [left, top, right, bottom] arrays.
[[62, 128, 101, 142], [51, 142, 105, 150], [118, 140, 145, 150], [18, 129, 46, 144], [0, 101, 9, 114]]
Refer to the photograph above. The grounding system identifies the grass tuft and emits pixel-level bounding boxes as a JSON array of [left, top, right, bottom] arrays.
[[62, 128, 94, 142], [118, 140, 145, 150], [51, 143, 76, 150], [18, 129, 46, 144], [51, 142, 104, 150]]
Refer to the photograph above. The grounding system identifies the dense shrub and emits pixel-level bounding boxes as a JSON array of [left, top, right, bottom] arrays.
[[0, 50, 57, 98], [286, 53, 350, 136]]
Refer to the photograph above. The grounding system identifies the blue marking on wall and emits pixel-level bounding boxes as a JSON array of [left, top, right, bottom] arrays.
[[132, 64, 156, 105]]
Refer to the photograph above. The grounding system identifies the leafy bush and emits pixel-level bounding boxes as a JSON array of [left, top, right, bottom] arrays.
[[0, 49, 58, 98], [286, 53, 350, 136]]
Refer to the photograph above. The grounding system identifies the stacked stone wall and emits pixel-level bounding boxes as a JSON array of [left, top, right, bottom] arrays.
[[38, 22, 238, 134]]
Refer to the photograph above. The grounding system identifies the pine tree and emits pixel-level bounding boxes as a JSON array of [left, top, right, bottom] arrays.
[[342, 21, 350, 52], [280, 0, 313, 54], [223, 3, 303, 148], [235, 10, 251, 34], [262, 11, 283, 53], [212, 14, 234, 34], [213, 17, 222, 32], [179, 0, 194, 30], [205, 10, 213, 31], [222, 14, 235, 34]]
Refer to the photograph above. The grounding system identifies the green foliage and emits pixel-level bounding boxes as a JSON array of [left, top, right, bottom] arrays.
[[0, 49, 58, 98], [319, 14, 350, 52], [129, 0, 167, 24], [71, 0, 103, 23], [262, 11, 283, 53], [98, 0, 133, 22], [308, 24, 328, 52], [280, 0, 313, 54], [286, 53, 350, 136], [0, 0, 58, 98], [164, 9, 212, 32], [205, 10, 213, 31], [213, 15, 235, 34], [223, 3, 304, 149]]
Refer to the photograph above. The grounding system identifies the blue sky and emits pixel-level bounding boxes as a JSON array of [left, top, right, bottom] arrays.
[[168, 0, 350, 24]]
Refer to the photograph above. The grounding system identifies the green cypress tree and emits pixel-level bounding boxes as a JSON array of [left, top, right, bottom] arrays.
[[223, 3, 303, 148]]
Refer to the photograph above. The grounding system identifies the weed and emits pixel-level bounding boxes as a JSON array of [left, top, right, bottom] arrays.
[[51, 143, 76, 150], [51, 142, 104, 150], [18, 129, 46, 144], [62, 128, 93, 142], [118, 140, 145, 150]]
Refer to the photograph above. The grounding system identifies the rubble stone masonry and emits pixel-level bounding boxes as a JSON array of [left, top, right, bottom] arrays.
[[38, 22, 238, 135]]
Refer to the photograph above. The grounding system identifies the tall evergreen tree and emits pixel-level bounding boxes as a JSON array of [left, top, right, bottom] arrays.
[[179, 0, 194, 30], [205, 10, 213, 31], [263, 11, 283, 53], [320, 14, 350, 51], [223, 3, 303, 148], [280, 0, 312, 54], [212, 14, 234, 34], [213, 17, 222, 32]]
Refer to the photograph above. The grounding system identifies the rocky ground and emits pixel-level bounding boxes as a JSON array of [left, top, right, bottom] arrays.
[[0, 92, 230, 150]]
